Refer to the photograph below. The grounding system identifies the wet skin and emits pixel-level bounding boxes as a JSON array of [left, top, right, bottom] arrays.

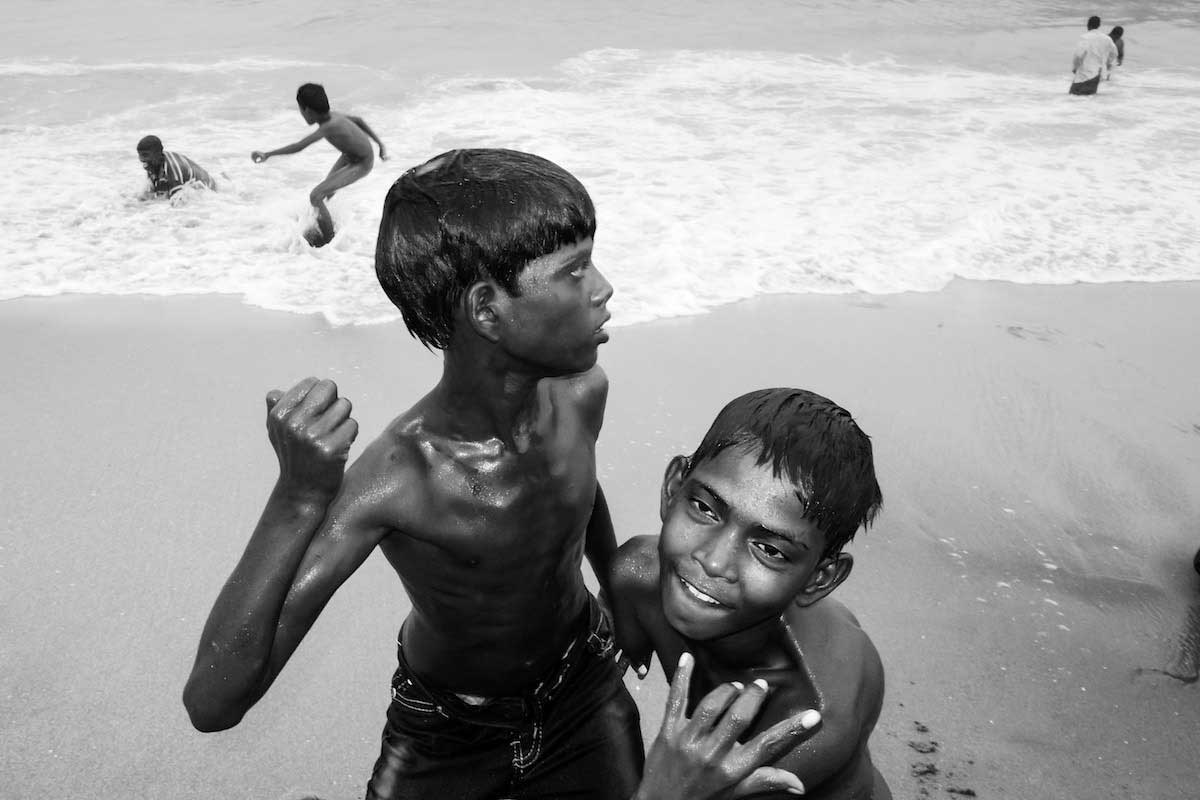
[[306, 109, 376, 163], [610, 448, 890, 799], [250, 106, 385, 245], [183, 239, 617, 725]]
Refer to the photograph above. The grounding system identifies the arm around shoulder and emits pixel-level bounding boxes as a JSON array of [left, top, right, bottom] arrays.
[[609, 536, 659, 677]]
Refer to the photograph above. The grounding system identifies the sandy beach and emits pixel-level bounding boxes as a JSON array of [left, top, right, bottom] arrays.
[[2, 281, 1198, 799]]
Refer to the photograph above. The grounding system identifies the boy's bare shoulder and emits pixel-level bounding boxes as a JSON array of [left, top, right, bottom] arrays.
[[791, 598, 884, 707], [807, 598, 880, 660], [611, 535, 660, 595], [338, 414, 437, 510], [547, 364, 608, 404], [545, 365, 608, 434]]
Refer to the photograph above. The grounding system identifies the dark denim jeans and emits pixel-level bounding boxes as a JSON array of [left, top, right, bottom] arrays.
[[365, 596, 644, 799]]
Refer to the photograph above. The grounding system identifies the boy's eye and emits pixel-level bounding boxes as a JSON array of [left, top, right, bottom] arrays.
[[689, 497, 718, 521], [752, 541, 788, 561], [569, 262, 589, 278]]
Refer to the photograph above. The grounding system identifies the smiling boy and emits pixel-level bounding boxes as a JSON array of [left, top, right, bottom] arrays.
[[610, 388, 892, 799], [136, 135, 217, 198]]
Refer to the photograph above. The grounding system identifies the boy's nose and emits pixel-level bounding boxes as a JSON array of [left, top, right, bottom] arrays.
[[693, 530, 738, 583], [591, 268, 614, 306]]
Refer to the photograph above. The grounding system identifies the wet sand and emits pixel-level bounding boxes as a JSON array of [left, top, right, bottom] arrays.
[[2, 281, 1198, 798]]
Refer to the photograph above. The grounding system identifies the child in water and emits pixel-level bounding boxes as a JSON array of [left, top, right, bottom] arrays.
[[251, 82, 387, 246]]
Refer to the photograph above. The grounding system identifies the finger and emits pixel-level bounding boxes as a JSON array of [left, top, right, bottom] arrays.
[[688, 681, 741, 732], [295, 379, 339, 417], [329, 418, 359, 453], [730, 766, 805, 798], [734, 708, 822, 773], [708, 678, 770, 750], [615, 653, 632, 678], [269, 377, 319, 420], [660, 652, 695, 740], [309, 396, 353, 436], [265, 389, 284, 411]]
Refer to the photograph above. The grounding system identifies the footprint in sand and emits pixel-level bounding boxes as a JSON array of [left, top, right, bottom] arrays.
[[1003, 324, 1062, 343], [908, 720, 978, 798], [1163, 602, 1200, 683], [1135, 601, 1200, 684]]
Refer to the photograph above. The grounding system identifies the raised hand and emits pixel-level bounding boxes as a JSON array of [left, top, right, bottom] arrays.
[[634, 652, 822, 800], [265, 377, 358, 501]]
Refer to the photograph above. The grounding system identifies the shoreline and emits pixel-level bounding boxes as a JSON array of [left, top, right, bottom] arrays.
[[2, 280, 1199, 799]]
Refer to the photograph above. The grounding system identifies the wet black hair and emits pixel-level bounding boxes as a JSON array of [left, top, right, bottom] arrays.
[[136, 135, 163, 153], [1110, 25, 1124, 38], [375, 148, 596, 350], [686, 388, 883, 559], [1087, 15, 1101, 30], [296, 83, 330, 114]]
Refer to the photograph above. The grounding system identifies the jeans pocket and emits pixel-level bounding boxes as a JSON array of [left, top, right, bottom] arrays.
[[390, 671, 440, 716]]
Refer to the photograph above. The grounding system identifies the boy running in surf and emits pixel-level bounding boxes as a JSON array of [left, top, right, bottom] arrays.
[[252, 82, 387, 246]]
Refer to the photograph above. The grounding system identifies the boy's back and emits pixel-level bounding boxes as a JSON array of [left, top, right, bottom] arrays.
[[317, 111, 374, 164]]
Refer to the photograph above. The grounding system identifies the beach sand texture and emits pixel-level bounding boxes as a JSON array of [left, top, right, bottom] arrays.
[[2, 281, 1198, 799]]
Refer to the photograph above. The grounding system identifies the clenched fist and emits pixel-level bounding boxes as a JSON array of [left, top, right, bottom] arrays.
[[265, 377, 358, 501]]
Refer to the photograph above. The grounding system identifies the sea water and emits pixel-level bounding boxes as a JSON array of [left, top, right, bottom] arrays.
[[2, 0, 1199, 325]]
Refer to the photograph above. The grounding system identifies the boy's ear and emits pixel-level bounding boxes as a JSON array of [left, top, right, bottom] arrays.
[[463, 280, 502, 342], [795, 553, 853, 607], [659, 455, 690, 522]]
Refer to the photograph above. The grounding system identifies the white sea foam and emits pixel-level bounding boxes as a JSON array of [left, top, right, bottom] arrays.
[[0, 58, 360, 77], [3, 47, 1200, 326]]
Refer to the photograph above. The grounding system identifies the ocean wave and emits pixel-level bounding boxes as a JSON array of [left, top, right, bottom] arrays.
[[0, 57, 365, 77], [4, 47, 1200, 326]]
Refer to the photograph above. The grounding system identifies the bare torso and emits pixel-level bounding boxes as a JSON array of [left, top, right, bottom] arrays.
[[615, 538, 889, 799], [319, 112, 375, 163], [354, 375, 602, 695]]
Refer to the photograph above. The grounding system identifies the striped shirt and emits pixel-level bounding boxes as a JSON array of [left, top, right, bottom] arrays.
[[148, 151, 217, 196]]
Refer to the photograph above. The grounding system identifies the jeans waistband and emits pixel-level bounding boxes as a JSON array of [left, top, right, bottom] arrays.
[[391, 594, 613, 727]]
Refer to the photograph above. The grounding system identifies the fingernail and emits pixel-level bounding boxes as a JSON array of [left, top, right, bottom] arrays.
[[731, 681, 744, 690], [678, 652, 693, 668], [786, 786, 805, 795], [753, 678, 769, 691], [800, 709, 821, 730]]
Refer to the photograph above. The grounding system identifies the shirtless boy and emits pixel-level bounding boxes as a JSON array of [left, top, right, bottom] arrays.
[[251, 82, 387, 246], [611, 388, 893, 799], [183, 150, 817, 799]]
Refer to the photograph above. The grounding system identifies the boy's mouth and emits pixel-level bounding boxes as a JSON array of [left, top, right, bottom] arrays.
[[677, 573, 730, 608]]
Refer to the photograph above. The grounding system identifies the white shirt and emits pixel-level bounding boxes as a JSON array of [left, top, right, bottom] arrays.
[[1073, 30, 1119, 83]]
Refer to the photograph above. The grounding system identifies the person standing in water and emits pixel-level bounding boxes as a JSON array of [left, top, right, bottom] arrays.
[[1069, 16, 1119, 96], [1108, 26, 1125, 70], [251, 83, 388, 247]]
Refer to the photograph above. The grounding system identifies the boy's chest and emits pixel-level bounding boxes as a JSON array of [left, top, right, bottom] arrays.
[[409, 420, 598, 552]]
